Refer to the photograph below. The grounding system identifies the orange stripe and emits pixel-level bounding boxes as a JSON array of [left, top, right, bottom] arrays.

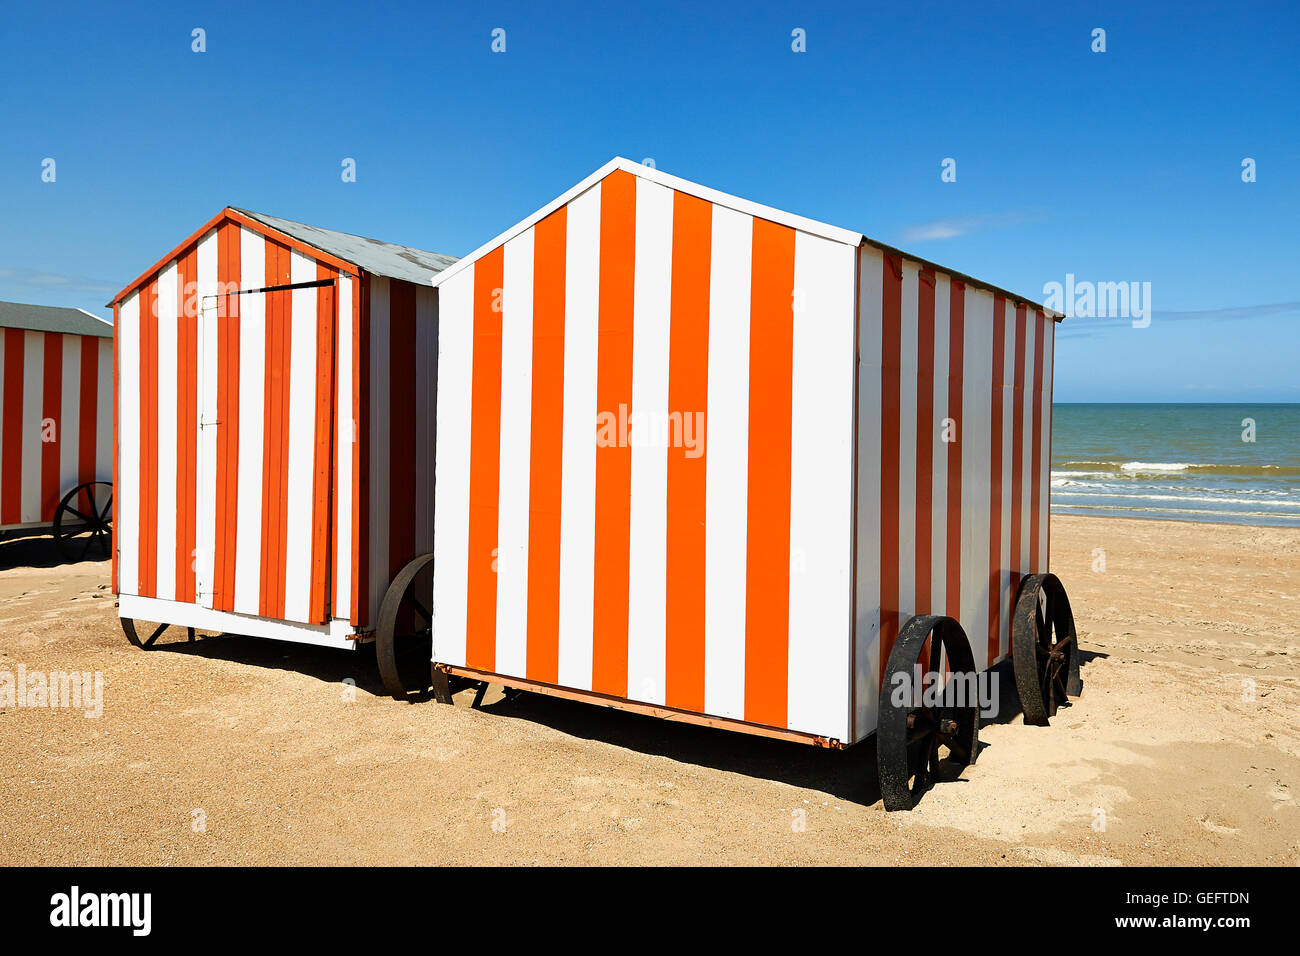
[[260, 242, 291, 618], [944, 281, 965, 618], [464, 247, 505, 670], [311, 264, 336, 624], [743, 218, 796, 728], [41, 332, 62, 522], [175, 250, 198, 603], [914, 270, 935, 614], [214, 223, 241, 612], [987, 297, 1007, 665], [591, 170, 638, 697], [1, 328, 23, 525], [276, 268, 292, 615], [139, 281, 158, 597], [1029, 311, 1045, 571], [877, 255, 902, 682], [1009, 304, 1027, 617], [664, 190, 711, 711], [525, 208, 567, 684]]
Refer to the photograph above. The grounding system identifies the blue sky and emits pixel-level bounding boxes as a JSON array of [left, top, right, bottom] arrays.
[[1, 1, 1296, 401]]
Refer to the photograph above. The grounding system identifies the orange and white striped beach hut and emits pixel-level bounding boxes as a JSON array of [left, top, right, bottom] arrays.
[[413, 158, 1068, 757], [110, 210, 455, 647], [0, 301, 112, 541]]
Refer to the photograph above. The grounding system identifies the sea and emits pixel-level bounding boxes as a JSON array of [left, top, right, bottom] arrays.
[[1051, 404, 1300, 528]]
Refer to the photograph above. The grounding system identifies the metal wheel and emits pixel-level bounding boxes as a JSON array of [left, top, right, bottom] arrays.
[[121, 621, 193, 650], [877, 614, 980, 812], [1011, 573, 1081, 727], [376, 553, 435, 701], [53, 481, 112, 563]]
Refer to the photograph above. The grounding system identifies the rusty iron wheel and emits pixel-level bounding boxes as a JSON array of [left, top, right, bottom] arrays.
[[53, 481, 113, 563], [376, 552, 436, 701], [121, 617, 170, 649], [1011, 573, 1081, 727], [877, 614, 980, 812]]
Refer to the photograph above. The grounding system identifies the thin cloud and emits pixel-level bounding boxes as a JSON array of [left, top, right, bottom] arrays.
[[1057, 301, 1300, 337], [897, 210, 1046, 244], [0, 266, 117, 296]]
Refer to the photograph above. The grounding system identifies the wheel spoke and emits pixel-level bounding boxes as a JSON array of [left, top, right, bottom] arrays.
[[63, 505, 92, 524], [143, 623, 167, 647]]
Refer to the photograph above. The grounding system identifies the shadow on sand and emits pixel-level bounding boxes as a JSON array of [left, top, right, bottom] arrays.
[[124, 627, 1103, 806]]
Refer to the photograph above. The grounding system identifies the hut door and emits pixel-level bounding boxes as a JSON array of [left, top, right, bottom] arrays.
[[196, 278, 338, 624]]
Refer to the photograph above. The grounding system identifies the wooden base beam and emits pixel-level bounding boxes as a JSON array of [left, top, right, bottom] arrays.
[[435, 663, 846, 749]]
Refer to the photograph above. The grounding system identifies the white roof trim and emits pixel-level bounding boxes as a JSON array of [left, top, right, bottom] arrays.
[[430, 157, 862, 289]]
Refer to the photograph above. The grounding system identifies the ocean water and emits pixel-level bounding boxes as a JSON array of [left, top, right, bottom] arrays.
[[1051, 404, 1300, 527]]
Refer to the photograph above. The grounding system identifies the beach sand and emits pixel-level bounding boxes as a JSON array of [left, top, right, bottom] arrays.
[[1, 514, 1297, 866]]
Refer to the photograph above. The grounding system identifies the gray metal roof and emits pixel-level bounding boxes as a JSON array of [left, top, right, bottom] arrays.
[[233, 208, 458, 285], [0, 300, 112, 337]]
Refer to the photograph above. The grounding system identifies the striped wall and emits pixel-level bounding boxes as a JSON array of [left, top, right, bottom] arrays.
[[0, 328, 111, 528], [116, 219, 358, 626], [362, 276, 439, 630], [433, 168, 860, 742], [853, 245, 1054, 741]]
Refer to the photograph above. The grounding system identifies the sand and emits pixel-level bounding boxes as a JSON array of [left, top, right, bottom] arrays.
[[1, 514, 1297, 866]]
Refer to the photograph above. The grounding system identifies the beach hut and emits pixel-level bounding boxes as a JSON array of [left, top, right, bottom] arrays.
[[374, 158, 1080, 809], [109, 208, 454, 649], [0, 300, 113, 560]]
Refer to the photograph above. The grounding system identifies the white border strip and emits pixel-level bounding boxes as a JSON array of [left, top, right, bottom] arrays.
[[430, 158, 863, 290], [118, 594, 359, 650]]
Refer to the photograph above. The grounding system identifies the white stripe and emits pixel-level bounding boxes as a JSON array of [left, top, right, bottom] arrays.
[[414, 284, 437, 557], [960, 287, 993, 671], [118, 293, 141, 593], [998, 302, 1016, 660], [96, 339, 112, 481], [853, 246, 883, 741], [333, 274, 354, 620], [895, 263, 919, 624], [702, 204, 751, 719], [494, 228, 535, 678], [556, 183, 601, 691], [59, 336, 80, 497], [1041, 320, 1054, 566], [282, 251, 318, 622], [626, 178, 673, 707], [154, 262, 179, 600], [195, 232, 218, 607], [368, 277, 391, 626], [787, 232, 857, 741], [21, 331, 43, 523], [432, 268, 475, 666], [233, 227, 266, 615], [931, 274, 951, 615]]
